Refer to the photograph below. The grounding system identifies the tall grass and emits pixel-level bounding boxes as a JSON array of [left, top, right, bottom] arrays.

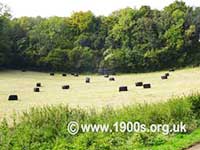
[[0, 94, 200, 150]]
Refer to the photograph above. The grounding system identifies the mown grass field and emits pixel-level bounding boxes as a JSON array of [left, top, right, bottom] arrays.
[[0, 67, 199, 122]]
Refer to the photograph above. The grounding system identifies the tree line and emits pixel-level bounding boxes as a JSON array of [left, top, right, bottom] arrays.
[[0, 1, 200, 73]]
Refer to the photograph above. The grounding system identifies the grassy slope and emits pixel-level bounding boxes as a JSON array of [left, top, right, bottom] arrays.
[[0, 67, 199, 122], [0, 94, 200, 149], [151, 128, 200, 150]]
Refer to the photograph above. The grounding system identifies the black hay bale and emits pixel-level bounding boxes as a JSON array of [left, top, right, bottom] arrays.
[[135, 82, 143, 87], [165, 73, 170, 77], [34, 87, 40, 92], [109, 77, 115, 81], [62, 73, 67, 77], [62, 85, 70, 89], [85, 77, 90, 83], [50, 73, 54, 76], [8, 95, 18, 101], [74, 73, 79, 77], [143, 84, 151, 89], [169, 68, 175, 72], [104, 74, 109, 78], [22, 69, 26, 72], [119, 86, 128, 92], [161, 75, 168, 80], [36, 83, 41, 87]]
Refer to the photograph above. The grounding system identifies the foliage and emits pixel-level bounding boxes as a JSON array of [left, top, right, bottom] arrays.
[[1, 1, 200, 72]]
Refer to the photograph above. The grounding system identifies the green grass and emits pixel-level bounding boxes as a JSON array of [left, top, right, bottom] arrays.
[[150, 128, 200, 150], [0, 67, 200, 149], [0, 67, 200, 123], [0, 93, 200, 149]]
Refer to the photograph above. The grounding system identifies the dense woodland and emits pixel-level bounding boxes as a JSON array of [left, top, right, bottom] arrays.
[[0, 1, 200, 73]]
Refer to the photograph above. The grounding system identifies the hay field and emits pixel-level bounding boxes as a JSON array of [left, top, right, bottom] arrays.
[[0, 67, 199, 122]]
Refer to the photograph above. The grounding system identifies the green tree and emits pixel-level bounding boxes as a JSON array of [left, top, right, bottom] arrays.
[[68, 47, 95, 72], [0, 3, 11, 67]]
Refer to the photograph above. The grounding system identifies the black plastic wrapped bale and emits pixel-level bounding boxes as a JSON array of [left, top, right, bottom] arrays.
[[169, 69, 175, 72], [161, 75, 168, 79], [50, 73, 54, 76], [109, 77, 115, 81], [165, 73, 170, 77], [34, 87, 40, 92], [36, 83, 41, 87], [74, 73, 79, 77], [62, 73, 67, 77], [135, 82, 143, 87], [85, 77, 90, 83], [22, 69, 26, 72], [104, 74, 109, 78], [62, 85, 70, 89], [143, 84, 151, 89], [119, 86, 128, 92], [8, 95, 18, 101]]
